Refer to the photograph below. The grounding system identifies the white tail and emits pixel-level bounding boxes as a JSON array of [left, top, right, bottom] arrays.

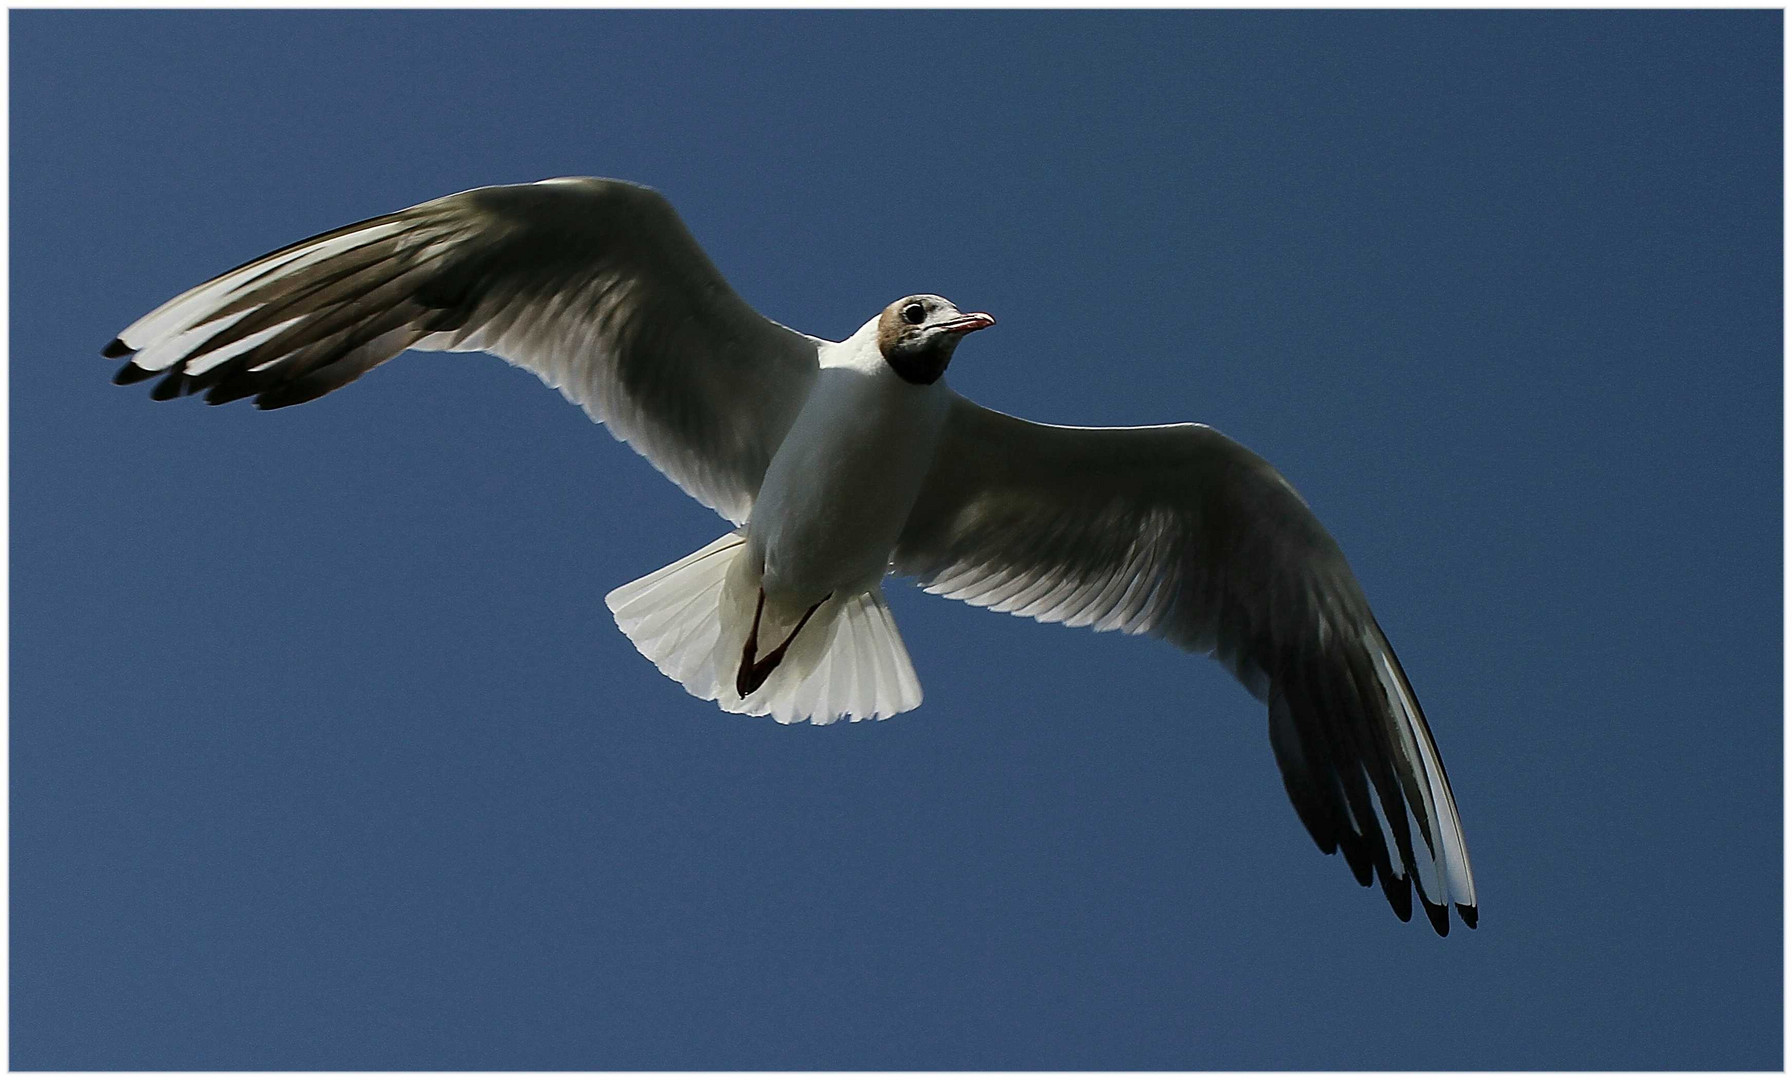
[[604, 533, 923, 725]]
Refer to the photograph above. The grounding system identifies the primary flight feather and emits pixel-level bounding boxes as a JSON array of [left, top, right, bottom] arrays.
[[108, 176, 1477, 934]]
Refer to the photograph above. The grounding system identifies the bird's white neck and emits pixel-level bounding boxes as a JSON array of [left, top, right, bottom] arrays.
[[818, 316, 893, 376]]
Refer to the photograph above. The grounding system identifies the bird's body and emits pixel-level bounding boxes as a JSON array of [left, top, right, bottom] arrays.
[[107, 176, 1478, 934], [752, 324, 948, 606]]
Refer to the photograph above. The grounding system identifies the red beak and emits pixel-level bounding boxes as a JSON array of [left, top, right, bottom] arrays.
[[940, 312, 996, 335]]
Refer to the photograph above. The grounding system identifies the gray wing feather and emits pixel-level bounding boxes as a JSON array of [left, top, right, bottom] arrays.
[[894, 394, 1478, 933], [109, 177, 820, 524]]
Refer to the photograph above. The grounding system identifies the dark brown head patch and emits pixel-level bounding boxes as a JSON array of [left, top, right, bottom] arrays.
[[875, 294, 959, 385], [876, 302, 905, 356]]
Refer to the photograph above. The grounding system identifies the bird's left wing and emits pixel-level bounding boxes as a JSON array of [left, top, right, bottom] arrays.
[[106, 177, 820, 524], [893, 393, 1477, 933]]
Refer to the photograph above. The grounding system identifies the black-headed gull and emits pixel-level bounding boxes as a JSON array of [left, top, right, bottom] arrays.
[[107, 177, 1477, 934]]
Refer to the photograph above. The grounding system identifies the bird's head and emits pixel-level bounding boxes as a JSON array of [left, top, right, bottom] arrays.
[[875, 294, 995, 385]]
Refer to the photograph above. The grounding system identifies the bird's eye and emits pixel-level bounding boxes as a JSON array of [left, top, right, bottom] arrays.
[[901, 303, 926, 325]]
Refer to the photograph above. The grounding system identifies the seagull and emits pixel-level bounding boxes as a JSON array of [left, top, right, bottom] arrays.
[[106, 176, 1477, 934]]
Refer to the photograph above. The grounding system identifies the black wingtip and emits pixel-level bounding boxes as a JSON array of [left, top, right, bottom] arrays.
[[1421, 897, 1450, 936], [102, 337, 133, 359], [253, 391, 310, 411], [150, 369, 188, 401], [1382, 871, 1414, 923], [1339, 839, 1374, 888], [1456, 903, 1477, 930], [112, 360, 157, 385]]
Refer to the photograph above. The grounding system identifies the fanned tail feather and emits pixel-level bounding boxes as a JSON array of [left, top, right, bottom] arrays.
[[605, 534, 922, 725]]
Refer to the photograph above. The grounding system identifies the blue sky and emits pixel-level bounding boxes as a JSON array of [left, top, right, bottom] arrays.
[[11, 9, 1781, 1069]]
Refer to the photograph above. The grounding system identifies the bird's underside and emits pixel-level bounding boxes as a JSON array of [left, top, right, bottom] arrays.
[[106, 175, 1477, 934]]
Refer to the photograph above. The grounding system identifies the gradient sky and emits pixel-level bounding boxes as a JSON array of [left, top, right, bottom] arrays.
[[11, 9, 1781, 1070]]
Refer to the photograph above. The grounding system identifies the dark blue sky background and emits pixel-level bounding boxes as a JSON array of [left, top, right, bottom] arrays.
[[11, 10, 1781, 1069]]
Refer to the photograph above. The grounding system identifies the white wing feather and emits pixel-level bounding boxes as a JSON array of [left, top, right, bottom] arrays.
[[895, 393, 1478, 933], [108, 177, 821, 525]]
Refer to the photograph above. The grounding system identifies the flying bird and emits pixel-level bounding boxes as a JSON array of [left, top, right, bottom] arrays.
[[106, 177, 1477, 934]]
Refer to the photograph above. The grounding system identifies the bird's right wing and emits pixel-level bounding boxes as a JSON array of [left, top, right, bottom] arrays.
[[107, 177, 820, 525], [894, 393, 1476, 933]]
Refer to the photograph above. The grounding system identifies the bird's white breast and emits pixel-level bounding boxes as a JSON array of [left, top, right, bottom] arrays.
[[748, 334, 949, 602]]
